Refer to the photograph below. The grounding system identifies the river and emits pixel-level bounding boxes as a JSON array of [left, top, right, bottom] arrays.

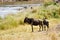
[[0, 4, 41, 18]]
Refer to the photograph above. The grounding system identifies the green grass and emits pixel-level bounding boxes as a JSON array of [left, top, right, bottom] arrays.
[[0, 2, 60, 30], [0, 1, 60, 40]]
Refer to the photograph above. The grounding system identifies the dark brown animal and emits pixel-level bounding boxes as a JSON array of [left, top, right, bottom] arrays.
[[24, 17, 49, 32], [43, 18, 49, 31], [24, 17, 43, 32]]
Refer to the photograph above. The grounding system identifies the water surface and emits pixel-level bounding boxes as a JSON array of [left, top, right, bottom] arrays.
[[0, 4, 41, 18]]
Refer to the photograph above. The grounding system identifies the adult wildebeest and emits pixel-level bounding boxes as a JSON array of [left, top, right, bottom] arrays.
[[43, 18, 49, 31], [24, 17, 43, 32]]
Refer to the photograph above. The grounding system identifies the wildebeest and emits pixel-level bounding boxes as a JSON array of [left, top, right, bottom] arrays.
[[24, 17, 43, 32], [43, 18, 49, 31], [24, 17, 49, 32]]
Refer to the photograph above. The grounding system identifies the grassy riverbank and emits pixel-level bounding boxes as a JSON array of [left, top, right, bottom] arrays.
[[0, 2, 60, 40], [0, 2, 60, 30], [0, 1, 42, 5]]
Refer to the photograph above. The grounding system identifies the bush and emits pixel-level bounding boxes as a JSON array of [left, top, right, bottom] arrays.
[[44, 2, 53, 7], [31, 9, 37, 13], [19, 18, 24, 25], [0, 15, 19, 30]]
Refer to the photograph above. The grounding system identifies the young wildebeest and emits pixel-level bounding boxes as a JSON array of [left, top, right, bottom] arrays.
[[43, 18, 49, 31], [24, 17, 43, 32]]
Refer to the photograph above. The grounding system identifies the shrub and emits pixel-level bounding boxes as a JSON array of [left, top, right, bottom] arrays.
[[19, 19, 24, 25], [19, 17, 25, 25], [0, 15, 19, 30], [31, 9, 37, 13], [44, 2, 53, 7]]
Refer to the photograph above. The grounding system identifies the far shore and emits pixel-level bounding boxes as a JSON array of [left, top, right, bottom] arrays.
[[0, 1, 42, 5]]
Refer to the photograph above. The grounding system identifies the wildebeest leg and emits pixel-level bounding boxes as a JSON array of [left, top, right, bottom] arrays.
[[38, 25, 41, 32], [44, 25, 46, 31], [47, 25, 49, 31], [42, 25, 43, 31], [31, 24, 33, 32]]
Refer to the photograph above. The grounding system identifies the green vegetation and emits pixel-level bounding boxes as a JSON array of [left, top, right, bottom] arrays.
[[0, 2, 60, 40], [0, 2, 60, 30]]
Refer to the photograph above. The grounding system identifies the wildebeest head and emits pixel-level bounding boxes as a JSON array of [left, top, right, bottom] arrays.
[[24, 17, 28, 23], [24, 17, 33, 24]]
